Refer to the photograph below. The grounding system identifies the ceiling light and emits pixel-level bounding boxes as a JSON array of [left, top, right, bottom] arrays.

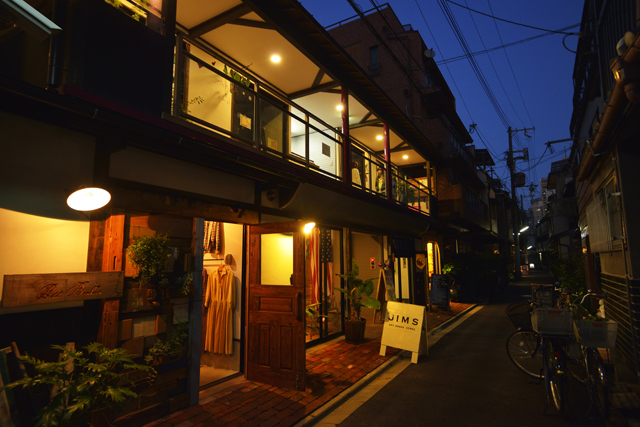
[[67, 187, 111, 211], [376, 135, 383, 140], [270, 55, 281, 63], [403, 155, 408, 160], [336, 105, 343, 111], [304, 222, 316, 234]]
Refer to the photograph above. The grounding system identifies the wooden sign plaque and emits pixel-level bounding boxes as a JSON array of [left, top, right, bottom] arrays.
[[2, 271, 124, 308]]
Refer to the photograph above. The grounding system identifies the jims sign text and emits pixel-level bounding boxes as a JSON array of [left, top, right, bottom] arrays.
[[381, 301, 426, 354], [2, 272, 124, 307]]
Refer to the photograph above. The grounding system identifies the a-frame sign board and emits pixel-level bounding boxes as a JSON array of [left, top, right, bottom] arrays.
[[379, 301, 428, 364], [373, 268, 396, 323]]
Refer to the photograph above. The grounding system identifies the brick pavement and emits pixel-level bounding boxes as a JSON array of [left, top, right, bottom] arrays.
[[145, 302, 473, 427]]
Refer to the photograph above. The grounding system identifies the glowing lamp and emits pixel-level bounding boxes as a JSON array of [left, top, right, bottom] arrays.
[[67, 187, 111, 211]]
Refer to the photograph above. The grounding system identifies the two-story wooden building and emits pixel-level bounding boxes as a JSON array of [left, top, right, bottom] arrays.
[[0, 0, 455, 424]]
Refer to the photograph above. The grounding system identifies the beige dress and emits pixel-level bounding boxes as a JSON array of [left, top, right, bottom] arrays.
[[204, 266, 235, 354]]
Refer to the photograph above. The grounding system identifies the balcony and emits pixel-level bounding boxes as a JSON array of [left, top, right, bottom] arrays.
[[171, 31, 436, 215]]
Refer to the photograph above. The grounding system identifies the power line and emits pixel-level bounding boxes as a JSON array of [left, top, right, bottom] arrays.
[[487, 0, 534, 125], [444, 0, 580, 35], [463, 0, 526, 128], [436, 23, 580, 65]]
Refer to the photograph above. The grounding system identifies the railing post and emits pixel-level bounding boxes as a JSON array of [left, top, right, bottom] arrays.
[[172, 33, 184, 117], [341, 87, 351, 184], [384, 124, 392, 201]]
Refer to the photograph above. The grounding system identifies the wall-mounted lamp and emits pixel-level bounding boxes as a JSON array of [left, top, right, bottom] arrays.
[[304, 222, 316, 234], [519, 226, 530, 233], [67, 187, 111, 211], [611, 56, 640, 103], [527, 246, 533, 250]]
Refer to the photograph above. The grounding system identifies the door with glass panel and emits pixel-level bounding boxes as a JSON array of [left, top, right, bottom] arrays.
[[247, 222, 305, 390]]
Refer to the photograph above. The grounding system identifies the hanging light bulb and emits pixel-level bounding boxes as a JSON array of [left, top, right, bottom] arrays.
[[67, 187, 111, 211]]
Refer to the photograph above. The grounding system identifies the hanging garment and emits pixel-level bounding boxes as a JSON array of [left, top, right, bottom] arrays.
[[204, 221, 224, 257], [204, 265, 235, 354]]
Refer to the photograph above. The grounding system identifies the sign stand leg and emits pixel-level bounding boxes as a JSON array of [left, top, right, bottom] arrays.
[[380, 344, 387, 357]]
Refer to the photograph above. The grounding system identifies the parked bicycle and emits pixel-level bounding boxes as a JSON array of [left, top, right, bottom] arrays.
[[568, 292, 617, 420], [506, 296, 574, 414]]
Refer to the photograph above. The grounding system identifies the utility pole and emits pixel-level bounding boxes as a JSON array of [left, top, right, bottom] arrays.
[[508, 126, 535, 281]]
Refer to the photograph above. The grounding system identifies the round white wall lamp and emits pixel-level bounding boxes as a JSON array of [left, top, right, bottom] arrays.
[[67, 187, 111, 211]]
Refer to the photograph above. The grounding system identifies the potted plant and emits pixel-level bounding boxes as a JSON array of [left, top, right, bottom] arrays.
[[335, 260, 381, 344], [0, 343, 155, 427], [144, 322, 189, 366], [127, 234, 192, 307]]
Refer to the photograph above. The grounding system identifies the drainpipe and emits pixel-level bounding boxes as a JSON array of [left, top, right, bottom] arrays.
[[47, 0, 65, 91], [611, 151, 640, 379], [577, 32, 640, 181]]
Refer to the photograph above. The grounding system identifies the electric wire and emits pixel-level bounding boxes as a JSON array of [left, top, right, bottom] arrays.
[[436, 23, 580, 65], [464, 0, 526, 128], [487, 0, 534, 125], [444, 0, 579, 35], [437, 0, 515, 131]]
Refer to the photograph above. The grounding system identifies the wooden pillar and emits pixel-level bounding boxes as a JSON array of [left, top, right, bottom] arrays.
[[97, 211, 126, 348]]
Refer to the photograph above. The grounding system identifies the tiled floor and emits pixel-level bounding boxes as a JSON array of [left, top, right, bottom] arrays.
[[144, 303, 473, 427]]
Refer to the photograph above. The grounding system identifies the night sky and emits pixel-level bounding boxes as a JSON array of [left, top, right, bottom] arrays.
[[300, 0, 586, 208]]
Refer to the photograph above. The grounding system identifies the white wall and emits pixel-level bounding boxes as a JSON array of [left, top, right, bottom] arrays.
[[0, 111, 94, 312]]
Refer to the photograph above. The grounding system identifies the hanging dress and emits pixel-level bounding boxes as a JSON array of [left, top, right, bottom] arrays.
[[204, 265, 235, 354]]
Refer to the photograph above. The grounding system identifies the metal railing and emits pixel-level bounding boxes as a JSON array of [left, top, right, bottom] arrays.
[[173, 37, 432, 215]]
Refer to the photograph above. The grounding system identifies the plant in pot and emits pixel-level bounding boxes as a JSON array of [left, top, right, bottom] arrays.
[[127, 235, 192, 307], [144, 322, 189, 366], [0, 342, 155, 427], [335, 259, 381, 344]]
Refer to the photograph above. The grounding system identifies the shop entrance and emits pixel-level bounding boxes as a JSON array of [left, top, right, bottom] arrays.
[[246, 222, 306, 390]]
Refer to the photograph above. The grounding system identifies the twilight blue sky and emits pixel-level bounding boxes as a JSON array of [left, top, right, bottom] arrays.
[[299, 0, 585, 208]]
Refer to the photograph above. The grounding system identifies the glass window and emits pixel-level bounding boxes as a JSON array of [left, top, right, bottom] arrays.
[[306, 228, 342, 343], [261, 233, 293, 286]]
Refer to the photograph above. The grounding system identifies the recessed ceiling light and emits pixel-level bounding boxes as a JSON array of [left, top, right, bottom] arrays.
[[336, 105, 343, 111], [271, 55, 281, 63], [403, 155, 409, 160], [376, 135, 383, 140]]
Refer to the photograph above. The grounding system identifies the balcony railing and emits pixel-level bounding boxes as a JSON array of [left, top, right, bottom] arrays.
[[173, 37, 432, 215]]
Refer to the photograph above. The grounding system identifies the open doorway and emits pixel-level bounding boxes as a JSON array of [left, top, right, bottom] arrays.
[[200, 222, 244, 389]]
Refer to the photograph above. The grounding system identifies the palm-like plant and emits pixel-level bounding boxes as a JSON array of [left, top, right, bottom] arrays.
[[1, 343, 155, 427], [335, 259, 381, 322]]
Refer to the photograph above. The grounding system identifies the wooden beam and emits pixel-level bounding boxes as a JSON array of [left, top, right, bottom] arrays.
[[231, 18, 272, 30], [312, 69, 325, 87], [359, 112, 372, 124], [189, 4, 252, 37], [349, 118, 383, 130], [288, 81, 339, 99]]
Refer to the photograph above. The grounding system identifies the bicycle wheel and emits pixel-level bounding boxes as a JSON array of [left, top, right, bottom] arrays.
[[545, 340, 566, 413], [506, 330, 543, 379], [587, 350, 610, 419]]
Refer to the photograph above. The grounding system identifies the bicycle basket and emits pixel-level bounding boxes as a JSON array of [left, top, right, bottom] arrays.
[[505, 300, 532, 330], [532, 308, 573, 337], [574, 319, 618, 348]]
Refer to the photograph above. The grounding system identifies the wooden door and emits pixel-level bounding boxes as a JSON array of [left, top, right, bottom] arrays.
[[247, 222, 306, 390]]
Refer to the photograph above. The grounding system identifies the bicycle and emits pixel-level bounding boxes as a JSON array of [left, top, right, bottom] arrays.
[[506, 298, 573, 414], [568, 292, 617, 420]]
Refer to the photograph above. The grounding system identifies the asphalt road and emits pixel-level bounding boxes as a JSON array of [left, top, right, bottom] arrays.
[[334, 283, 606, 427]]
